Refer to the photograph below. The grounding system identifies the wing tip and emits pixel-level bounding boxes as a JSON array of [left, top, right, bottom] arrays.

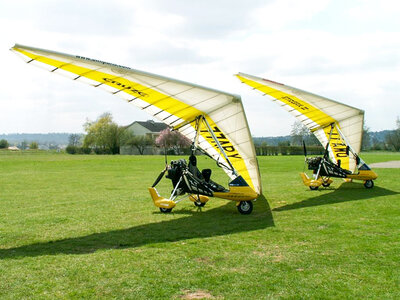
[[10, 43, 18, 51], [261, 78, 285, 86], [236, 72, 285, 87]]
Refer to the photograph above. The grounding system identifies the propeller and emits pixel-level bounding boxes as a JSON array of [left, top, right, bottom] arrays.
[[151, 143, 169, 188], [303, 140, 307, 158], [152, 166, 168, 188]]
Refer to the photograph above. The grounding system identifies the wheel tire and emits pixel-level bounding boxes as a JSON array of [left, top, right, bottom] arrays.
[[364, 180, 374, 189], [322, 183, 330, 187], [159, 207, 172, 213], [194, 201, 206, 207], [237, 201, 253, 215], [309, 186, 319, 190]]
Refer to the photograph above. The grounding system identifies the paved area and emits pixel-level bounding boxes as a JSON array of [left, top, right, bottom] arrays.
[[369, 160, 400, 168]]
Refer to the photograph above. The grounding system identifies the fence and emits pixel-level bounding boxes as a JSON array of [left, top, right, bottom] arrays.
[[120, 145, 324, 156], [254, 145, 324, 156]]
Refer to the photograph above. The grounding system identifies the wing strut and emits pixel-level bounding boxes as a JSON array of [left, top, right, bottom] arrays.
[[200, 116, 238, 176], [315, 123, 335, 179], [335, 125, 361, 166], [186, 115, 238, 176]]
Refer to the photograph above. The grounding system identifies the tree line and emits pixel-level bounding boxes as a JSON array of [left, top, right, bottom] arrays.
[[0, 139, 38, 150], [362, 117, 400, 151], [2, 114, 399, 153]]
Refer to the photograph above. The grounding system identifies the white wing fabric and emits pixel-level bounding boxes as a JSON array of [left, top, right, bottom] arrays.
[[11, 44, 261, 194], [236, 72, 364, 172]]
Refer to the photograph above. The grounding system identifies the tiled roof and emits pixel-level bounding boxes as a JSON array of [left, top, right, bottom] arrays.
[[129, 121, 168, 133]]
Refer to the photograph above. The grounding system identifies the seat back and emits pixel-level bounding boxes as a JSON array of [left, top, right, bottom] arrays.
[[201, 169, 212, 182]]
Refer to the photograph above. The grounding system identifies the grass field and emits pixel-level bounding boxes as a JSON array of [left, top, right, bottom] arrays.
[[0, 151, 399, 299]]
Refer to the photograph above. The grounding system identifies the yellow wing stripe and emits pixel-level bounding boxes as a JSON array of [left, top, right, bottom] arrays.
[[15, 48, 254, 190]]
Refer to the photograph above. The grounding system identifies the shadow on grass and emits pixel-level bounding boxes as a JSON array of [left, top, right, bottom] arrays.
[[273, 183, 399, 212], [0, 194, 273, 259]]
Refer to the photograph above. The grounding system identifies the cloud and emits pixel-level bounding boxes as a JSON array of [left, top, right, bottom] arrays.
[[139, 0, 269, 38], [0, 0, 399, 135], [126, 42, 213, 67], [251, 0, 331, 31], [345, 0, 400, 31], [1, 0, 133, 36]]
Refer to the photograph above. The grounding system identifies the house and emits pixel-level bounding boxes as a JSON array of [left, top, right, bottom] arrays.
[[121, 120, 168, 155], [7, 146, 20, 151], [125, 120, 168, 139]]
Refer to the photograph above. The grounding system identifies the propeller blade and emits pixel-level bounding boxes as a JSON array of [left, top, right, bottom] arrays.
[[152, 168, 167, 188], [303, 140, 307, 157]]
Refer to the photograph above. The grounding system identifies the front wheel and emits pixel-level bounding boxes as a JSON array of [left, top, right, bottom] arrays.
[[322, 183, 330, 187], [194, 201, 206, 207], [364, 180, 374, 189], [237, 201, 253, 215], [159, 207, 172, 213], [309, 186, 319, 190]]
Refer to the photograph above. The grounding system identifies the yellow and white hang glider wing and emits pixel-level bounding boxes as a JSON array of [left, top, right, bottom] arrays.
[[236, 72, 364, 172], [11, 44, 261, 194]]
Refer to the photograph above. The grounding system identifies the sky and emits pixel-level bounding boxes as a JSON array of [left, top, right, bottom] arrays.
[[0, 0, 399, 136]]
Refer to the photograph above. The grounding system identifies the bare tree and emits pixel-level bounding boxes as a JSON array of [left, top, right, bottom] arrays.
[[68, 134, 81, 146], [361, 125, 371, 151], [385, 117, 400, 151], [290, 121, 319, 146], [124, 134, 154, 155], [19, 140, 28, 150]]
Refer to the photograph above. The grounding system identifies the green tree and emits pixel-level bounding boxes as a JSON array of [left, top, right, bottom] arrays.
[[83, 113, 123, 154], [0, 139, 9, 149], [278, 140, 290, 147], [29, 141, 39, 150], [65, 145, 77, 154]]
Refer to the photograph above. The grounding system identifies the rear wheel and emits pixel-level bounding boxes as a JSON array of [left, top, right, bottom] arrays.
[[309, 186, 319, 190], [364, 180, 374, 189], [237, 201, 253, 215], [322, 183, 330, 187], [159, 207, 172, 213]]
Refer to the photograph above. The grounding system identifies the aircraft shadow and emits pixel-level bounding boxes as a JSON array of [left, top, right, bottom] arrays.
[[273, 183, 399, 212], [0, 195, 274, 259]]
